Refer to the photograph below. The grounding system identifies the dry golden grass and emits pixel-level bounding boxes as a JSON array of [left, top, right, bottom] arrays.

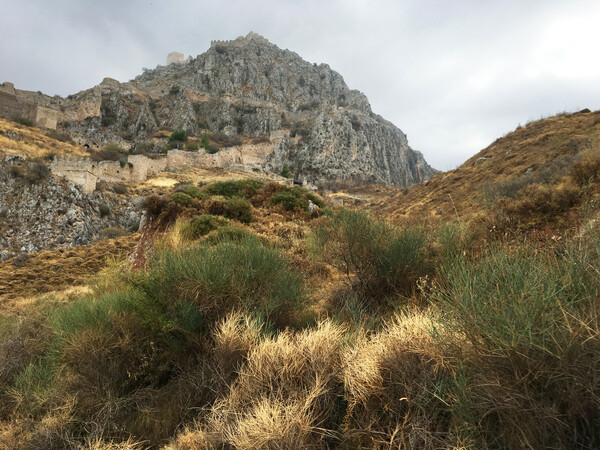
[[0, 234, 138, 308], [342, 311, 454, 448], [358, 110, 600, 229], [196, 320, 346, 449], [0, 118, 87, 159]]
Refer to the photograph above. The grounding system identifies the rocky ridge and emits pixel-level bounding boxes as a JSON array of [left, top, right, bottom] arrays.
[[1, 33, 435, 188]]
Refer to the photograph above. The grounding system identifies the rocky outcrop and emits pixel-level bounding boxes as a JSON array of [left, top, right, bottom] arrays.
[[1, 32, 436, 187], [0, 161, 142, 260]]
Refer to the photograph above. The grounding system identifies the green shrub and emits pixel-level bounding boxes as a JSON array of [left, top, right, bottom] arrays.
[[206, 180, 265, 199], [132, 238, 305, 327], [169, 85, 181, 96], [181, 184, 204, 199], [432, 243, 600, 448], [25, 163, 50, 184], [169, 129, 187, 142], [305, 191, 325, 208], [270, 186, 325, 212], [111, 182, 128, 194], [280, 163, 291, 178], [13, 116, 33, 127], [181, 215, 229, 240], [271, 190, 308, 211], [186, 142, 200, 151], [434, 245, 597, 357], [224, 197, 253, 223], [99, 204, 111, 217], [169, 192, 193, 207], [206, 225, 259, 245], [309, 209, 428, 300], [205, 145, 219, 154]]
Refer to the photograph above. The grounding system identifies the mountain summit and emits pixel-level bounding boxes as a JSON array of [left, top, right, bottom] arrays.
[[1, 32, 436, 187]]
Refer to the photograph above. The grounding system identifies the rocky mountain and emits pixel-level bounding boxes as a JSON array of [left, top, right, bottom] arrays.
[[0, 32, 435, 188]]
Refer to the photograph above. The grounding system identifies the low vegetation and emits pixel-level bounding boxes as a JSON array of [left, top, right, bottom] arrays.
[[2, 107, 600, 450], [2, 190, 598, 448]]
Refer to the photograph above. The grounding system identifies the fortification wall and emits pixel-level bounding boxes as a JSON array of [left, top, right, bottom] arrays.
[[51, 143, 275, 192], [0, 90, 27, 120], [128, 154, 167, 182], [0, 82, 15, 95], [35, 106, 59, 129], [167, 52, 184, 65], [50, 156, 97, 193]]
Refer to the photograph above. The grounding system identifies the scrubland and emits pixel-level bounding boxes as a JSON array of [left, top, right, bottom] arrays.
[[1, 169, 599, 449]]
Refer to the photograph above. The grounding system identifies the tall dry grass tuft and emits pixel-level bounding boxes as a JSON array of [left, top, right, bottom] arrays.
[[212, 311, 264, 381], [201, 320, 347, 449], [342, 311, 453, 448]]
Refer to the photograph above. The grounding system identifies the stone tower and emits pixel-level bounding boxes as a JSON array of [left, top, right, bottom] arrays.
[[166, 52, 184, 65]]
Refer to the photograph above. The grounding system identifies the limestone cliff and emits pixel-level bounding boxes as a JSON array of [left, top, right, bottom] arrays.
[[1, 32, 436, 187]]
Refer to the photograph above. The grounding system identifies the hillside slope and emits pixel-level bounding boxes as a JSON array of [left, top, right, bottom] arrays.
[[363, 109, 600, 234]]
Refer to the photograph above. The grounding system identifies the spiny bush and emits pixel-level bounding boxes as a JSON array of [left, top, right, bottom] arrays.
[[432, 242, 600, 448], [223, 197, 252, 223], [131, 237, 305, 327], [570, 150, 600, 185], [270, 190, 308, 211], [169, 192, 193, 207], [496, 180, 580, 220], [12, 116, 33, 127], [309, 209, 429, 302], [180, 215, 229, 240], [98, 204, 111, 217], [24, 162, 50, 184], [91, 144, 127, 162], [206, 179, 265, 198]]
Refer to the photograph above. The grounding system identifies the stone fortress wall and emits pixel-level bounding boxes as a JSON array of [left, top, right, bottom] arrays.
[[50, 134, 287, 193]]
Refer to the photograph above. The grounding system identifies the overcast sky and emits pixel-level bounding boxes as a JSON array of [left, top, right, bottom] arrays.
[[2, 0, 599, 170]]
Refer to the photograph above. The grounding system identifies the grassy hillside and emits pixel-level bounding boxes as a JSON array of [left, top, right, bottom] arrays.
[[0, 112, 599, 448], [362, 109, 600, 239], [0, 118, 88, 159]]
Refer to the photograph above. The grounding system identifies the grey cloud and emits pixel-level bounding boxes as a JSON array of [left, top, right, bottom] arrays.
[[2, 0, 599, 170]]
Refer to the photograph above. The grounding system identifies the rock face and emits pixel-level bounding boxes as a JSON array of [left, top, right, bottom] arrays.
[[1, 32, 436, 187], [0, 161, 142, 259]]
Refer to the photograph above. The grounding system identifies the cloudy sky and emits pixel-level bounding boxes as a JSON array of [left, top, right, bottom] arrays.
[[2, 0, 599, 170]]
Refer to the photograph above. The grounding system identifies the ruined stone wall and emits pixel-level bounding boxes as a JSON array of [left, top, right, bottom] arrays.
[[50, 156, 97, 193], [51, 143, 275, 192], [0, 90, 27, 120], [34, 106, 59, 129], [94, 161, 134, 183], [166, 143, 272, 171], [128, 154, 167, 182], [0, 82, 15, 95], [167, 52, 184, 65]]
